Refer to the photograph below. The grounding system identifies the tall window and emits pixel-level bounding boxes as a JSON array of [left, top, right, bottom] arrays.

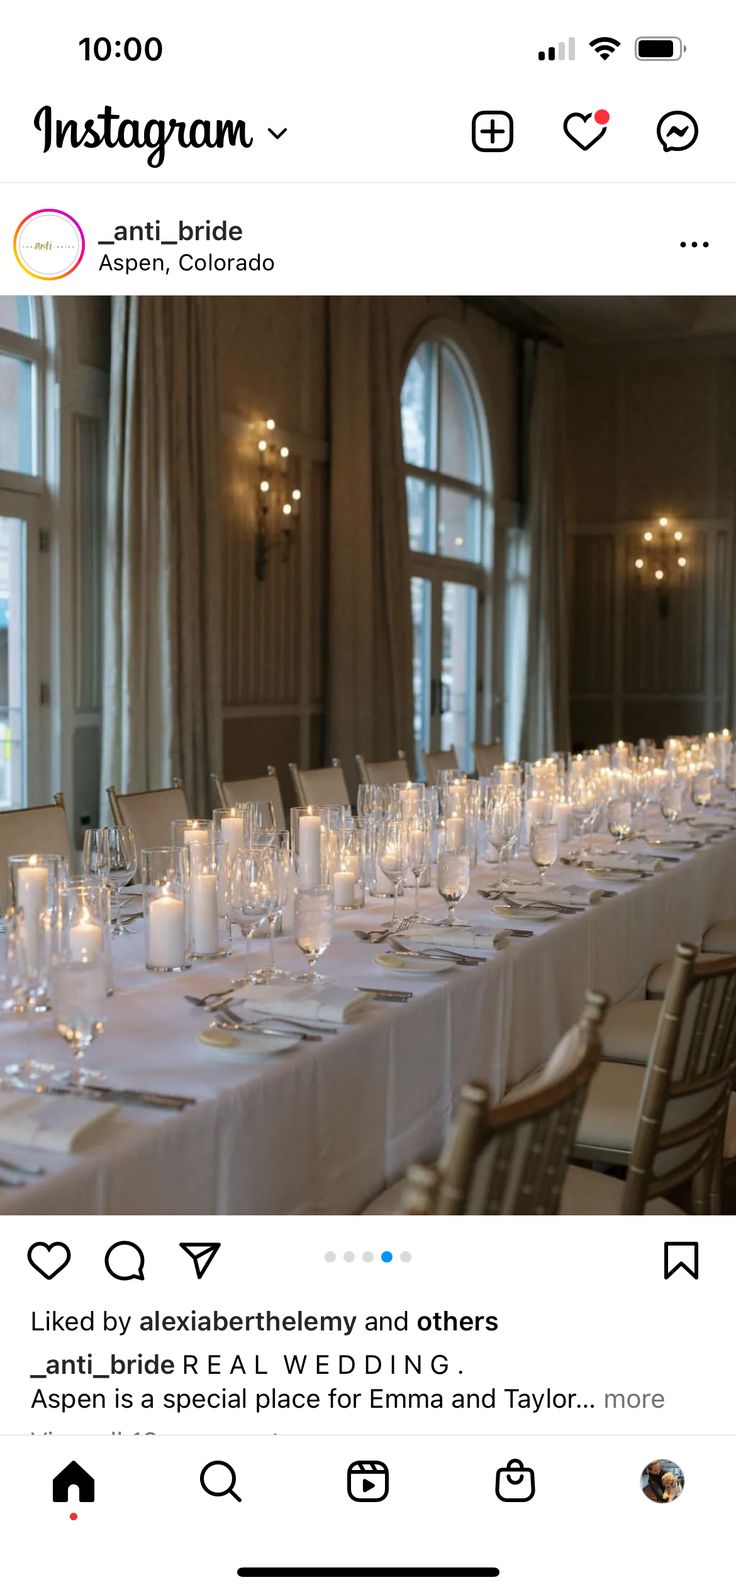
[[401, 337, 492, 772], [0, 296, 45, 808]]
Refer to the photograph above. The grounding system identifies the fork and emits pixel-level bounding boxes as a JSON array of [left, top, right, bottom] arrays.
[[354, 916, 414, 944], [390, 937, 483, 967]]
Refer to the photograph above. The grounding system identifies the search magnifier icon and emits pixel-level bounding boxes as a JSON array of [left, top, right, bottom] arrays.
[[200, 1461, 242, 1502]]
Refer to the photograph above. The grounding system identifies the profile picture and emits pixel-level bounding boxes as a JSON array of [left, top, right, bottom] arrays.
[[640, 1459, 685, 1503]]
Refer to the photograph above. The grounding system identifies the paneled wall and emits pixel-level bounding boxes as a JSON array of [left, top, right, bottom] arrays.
[[566, 339, 736, 747]]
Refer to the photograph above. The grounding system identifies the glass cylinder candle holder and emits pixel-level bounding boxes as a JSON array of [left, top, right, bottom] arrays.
[[57, 878, 114, 996], [290, 806, 332, 889], [333, 835, 365, 911], [213, 807, 246, 865], [141, 846, 191, 973], [8, 853, 63, 1007], [171, 818, 214, 867]]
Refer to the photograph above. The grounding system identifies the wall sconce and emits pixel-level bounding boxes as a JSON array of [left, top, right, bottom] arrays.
[[633, 515, 688, 617], [252, 417, 302, 581]]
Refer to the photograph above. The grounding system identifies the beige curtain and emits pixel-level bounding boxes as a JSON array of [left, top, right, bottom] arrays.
[[520, 342, 571, 759], [328, 299, 415, 781], [100, 298, 222, 818]]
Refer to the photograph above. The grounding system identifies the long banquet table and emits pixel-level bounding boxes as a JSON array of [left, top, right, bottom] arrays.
[[2, 824, 736, 1214]]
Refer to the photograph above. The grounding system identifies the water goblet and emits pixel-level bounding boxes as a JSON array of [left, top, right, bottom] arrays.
[[660, 781, 683, 829], [226, 849, 279, 983], [692, 770, 713, 810], [377, 818, 410, 928], [105, 826, 138, 934], [52, 945, 107, 1066], [607, 797, 632, 851], [436, 844, 470, 928], [530, 821, 559, 887], [294, 887, 334, 982], [406, 818, 431, 922]]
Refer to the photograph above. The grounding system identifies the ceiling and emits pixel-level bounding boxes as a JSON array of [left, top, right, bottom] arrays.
[[470, 296, 736, 345]]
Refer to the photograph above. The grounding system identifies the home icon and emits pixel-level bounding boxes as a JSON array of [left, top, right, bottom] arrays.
[[52, 1460, 95, 1504]]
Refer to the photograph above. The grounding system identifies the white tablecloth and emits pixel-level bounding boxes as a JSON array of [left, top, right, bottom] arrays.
[[2, 825, 736, 1214]]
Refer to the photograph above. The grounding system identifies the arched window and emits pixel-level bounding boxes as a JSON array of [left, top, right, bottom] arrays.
[[401, 337, 492, 772], [0, 296, 47, 807]]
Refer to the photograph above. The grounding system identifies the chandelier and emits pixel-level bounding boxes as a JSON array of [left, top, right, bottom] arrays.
[[633, 516, 688, 616], [252, 418, 302, 581]]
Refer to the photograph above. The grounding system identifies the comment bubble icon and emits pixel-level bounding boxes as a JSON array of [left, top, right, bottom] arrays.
[[105, 1241, 146, 1281]]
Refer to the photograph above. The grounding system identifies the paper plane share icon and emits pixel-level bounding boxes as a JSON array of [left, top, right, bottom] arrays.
[[179, 1242, 221, 1280]]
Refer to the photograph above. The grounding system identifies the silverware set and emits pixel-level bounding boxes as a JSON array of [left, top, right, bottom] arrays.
[[0, 1076, 194, 1112], [353, 917, 415, 944]]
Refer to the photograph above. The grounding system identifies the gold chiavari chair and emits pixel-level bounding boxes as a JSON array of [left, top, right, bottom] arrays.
[[0, 794, 73, 912], [107, 778, 189, 857], [289, 759, 351, 808], [363, 991, 607, 1216], [571, 944, 736, 1214], [422, 747, 459, 785], [211, 768, 286, 829], [355, 752, 410, 786]]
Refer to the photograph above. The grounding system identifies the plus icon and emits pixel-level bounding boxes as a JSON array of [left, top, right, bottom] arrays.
[[472, 110, 514, 152]]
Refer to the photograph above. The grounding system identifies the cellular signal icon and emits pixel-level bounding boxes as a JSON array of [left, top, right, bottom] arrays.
[[538, 37, 575, 61], [589, 36, 621, 60]]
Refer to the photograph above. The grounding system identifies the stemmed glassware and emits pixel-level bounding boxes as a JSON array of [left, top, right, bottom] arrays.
[[0, 911, 27, 1014], [294, 887, 334, 981], [106, 827, 138, 933], [376, 817, 410, 928], [406, 817, 431, 922], [607, 796, 633, 851], [691, 770, 713, 810], [660, 781, 683, 830], [490, 789, 521, 890], [262, 833, 291, 981], [226, 848, 280, 983], [51, 942, 107, 1071], [529, 821, 559, 887], [436, 839, 471, 928]]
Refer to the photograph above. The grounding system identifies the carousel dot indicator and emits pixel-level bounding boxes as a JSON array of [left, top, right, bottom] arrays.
[[324, 1251, 336, 1262], [381, 1250, 393, 1263]]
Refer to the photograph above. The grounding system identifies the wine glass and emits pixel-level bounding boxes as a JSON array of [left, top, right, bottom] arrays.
[[82, 827, 110, 880], [660, 781, 683, 829], [496, 791, 521, 889], [226, 848, 279, 983], [0, 912, 27, 1015], [406, 818, 431, 922], [263, 833, 291, 981], [105, 827, 138, 934], [530, 821, 559, 887], [607, 796, 632, 851], [692, 770, 713, 810], [436, 841, 470, 928], [294, 887, 334, 981], [376, 817, 410, 928], [52, 945, 107, 1070], [240, 801, 276, 848]]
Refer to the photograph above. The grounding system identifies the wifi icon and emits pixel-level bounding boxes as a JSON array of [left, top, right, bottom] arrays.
[[590, 36, 621, 60]]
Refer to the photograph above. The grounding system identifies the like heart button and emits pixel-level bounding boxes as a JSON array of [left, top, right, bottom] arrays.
[[564, 108, 610, 150], [27, 1241, 72, 1280]]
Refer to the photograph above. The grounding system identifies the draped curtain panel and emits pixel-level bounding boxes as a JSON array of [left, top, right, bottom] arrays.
[[100, 297, 222, 817], [520, 342, 571, 760], [328, 299, 415, 781]]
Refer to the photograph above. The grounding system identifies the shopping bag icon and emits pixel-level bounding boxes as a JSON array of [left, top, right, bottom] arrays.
[[495, 1458, 535, 1502]]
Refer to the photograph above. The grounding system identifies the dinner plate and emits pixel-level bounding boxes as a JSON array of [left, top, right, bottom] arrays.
[[490, 901, 558, 922], [375, 951, 456, 975], [585, 866, 645, 883], [197, 1027, 298, 1057]]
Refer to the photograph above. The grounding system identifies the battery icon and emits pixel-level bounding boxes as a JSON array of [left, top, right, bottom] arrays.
[[635, 37, 684, 59]]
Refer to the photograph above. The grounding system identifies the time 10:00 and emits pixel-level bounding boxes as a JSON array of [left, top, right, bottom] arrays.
[[79, 37, 163, 62]]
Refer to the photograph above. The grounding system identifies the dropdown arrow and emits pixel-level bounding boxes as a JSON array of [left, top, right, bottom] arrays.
[[268, 127, 287, 139]]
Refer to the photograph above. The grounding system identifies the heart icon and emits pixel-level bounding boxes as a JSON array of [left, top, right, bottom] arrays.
[[27, 1242, 72, 1280], [563, 110, 609, 151]]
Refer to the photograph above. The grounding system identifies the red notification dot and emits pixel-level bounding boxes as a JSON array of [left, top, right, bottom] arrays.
[[69, 1513, 78, 1521], [594, 109, 610, 126]]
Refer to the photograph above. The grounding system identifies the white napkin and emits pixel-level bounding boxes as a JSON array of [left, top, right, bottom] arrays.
[[510, 884, 604, 906], [402, 925, 497, 951], [231, 981, 370, 1023], [0, 1093, 118, 1153]]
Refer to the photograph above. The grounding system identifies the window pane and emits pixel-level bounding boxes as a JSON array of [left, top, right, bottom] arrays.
[[0, 518, 26, 809], [401, 342, 437, 469], [441, 583, 477, 772], [0, 354, 35, 473], [411, 576, 432, 758], [0, 297, 34, 337], [406, 476, 436, 554], [438, 486, 481, 562], [439, 346, 481, 485]]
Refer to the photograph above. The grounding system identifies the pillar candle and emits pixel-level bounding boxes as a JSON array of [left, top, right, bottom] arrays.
[[190, 872, 220, 956], [553, 802, 571, 844], [184, 826, 210, 861], [334, 869, 356, 909], [69, 917, 104, 959], [219, 815, 242, 862], [17, 863, 50, 970], [446, 817, 466, 850], [299, 814, 322, 889], [148, 894, 186, 969]]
